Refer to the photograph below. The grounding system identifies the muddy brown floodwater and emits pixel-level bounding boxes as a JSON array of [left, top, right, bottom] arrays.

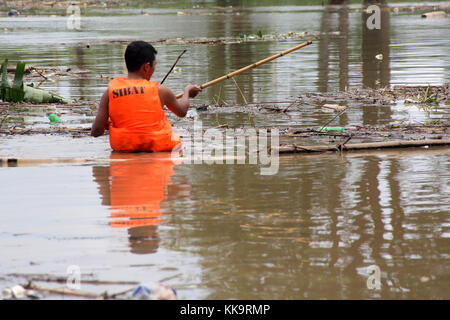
[[0, 2, 449, 299]]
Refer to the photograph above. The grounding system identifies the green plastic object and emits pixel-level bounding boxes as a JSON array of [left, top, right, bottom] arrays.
[[48, 113, 61, 123], [317, 126, 345, 133]]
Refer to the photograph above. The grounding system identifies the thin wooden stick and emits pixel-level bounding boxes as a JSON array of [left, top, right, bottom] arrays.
[[161, 50, 186, 84], [26, 281, 100, 299], [317, 109, 346, 132], [275, 139, 450, 154], [231, 76, 248, 105], [247, 100, 297, 105], [15, 274, 139, 286], [29, 67, 48, 80], [283, 101, 298, 113], [175, 41, 313, 98], [158, 273, 183, 283], [107, 287, 135, 299]]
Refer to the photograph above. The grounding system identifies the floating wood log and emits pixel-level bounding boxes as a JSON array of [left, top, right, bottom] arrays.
[[26, 282, 100, 299], [275, 139, 450, 154], [421, 11, 448, 18], [0, 157, 125, 166]]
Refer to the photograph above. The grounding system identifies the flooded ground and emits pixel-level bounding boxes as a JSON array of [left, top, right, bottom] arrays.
[[0, 2, 449, 299]]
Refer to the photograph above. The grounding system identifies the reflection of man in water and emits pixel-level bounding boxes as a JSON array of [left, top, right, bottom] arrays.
[[92, 152, 181, 254]]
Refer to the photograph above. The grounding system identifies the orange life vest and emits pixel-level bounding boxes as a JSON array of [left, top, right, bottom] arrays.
[[108, 77, 182, 152]]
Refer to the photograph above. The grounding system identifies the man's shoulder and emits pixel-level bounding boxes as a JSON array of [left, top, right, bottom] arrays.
[[108, 76, 127, 85], [158, 84, 174, 95]]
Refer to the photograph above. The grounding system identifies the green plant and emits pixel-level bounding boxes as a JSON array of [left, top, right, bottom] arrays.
[[1, 59, 71, 103], [416, 86, 438, 104]]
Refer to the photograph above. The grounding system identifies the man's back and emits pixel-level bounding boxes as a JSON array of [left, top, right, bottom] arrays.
[[107, 77, 181, 153], [91, 41, 201, 152]]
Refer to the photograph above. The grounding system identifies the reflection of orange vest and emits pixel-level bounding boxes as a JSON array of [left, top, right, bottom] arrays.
[[108, 77, 182, 152], [109, 154, 177, 228]]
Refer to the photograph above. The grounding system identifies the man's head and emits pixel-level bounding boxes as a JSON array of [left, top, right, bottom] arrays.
[[124, 41, 157, 80]]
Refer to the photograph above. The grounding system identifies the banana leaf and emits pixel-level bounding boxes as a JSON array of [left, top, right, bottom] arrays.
[[1, 59, 12, 101], [1, 59, 72, 103], [23, 84, 72, 103]]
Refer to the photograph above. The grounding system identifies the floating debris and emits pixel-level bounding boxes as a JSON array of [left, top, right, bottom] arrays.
[[108, 31, 318, 47], [1, 272, 179, 300], [131, 283, 177, 300], [7, 9, 19, 16], [2, 285, 39, 300], [186, 108, 199, 119], [421, 11, 448, 18], [375, 54, 384, 61], [48, 113, 62, 124], [321, 104, 347, 112]]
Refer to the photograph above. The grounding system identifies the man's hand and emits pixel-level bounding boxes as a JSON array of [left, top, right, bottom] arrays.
[[159, 84, 202, 118], [184, 85, 202, 98]]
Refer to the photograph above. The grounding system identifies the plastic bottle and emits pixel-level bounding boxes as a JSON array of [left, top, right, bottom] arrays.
[[48, 113, 61, 123], [131, 283, 177, 300], [317, 126, 345, 133]]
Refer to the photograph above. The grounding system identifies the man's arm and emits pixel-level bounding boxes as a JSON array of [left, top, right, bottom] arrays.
[[91, 89, 109, 137], [159, 84, 201, 118]]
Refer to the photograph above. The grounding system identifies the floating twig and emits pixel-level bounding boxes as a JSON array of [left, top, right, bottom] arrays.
[[158, 273, 183, 283], [231, 76, 248, 105], [12, 274, 139, 286], [29, 67, 48, 81], [213, 123, 229, 129], [337, 136, 352, 152]]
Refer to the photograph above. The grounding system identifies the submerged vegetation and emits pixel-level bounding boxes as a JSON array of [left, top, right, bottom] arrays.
[[416, 85, 438, 104]]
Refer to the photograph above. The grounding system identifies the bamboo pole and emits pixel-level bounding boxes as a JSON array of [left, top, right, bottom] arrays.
[[175, 41, 313, 99], [275, 139, 450, 154]]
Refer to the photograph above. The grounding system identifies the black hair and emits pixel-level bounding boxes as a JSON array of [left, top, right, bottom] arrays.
[[124, 41, 157, 72]]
